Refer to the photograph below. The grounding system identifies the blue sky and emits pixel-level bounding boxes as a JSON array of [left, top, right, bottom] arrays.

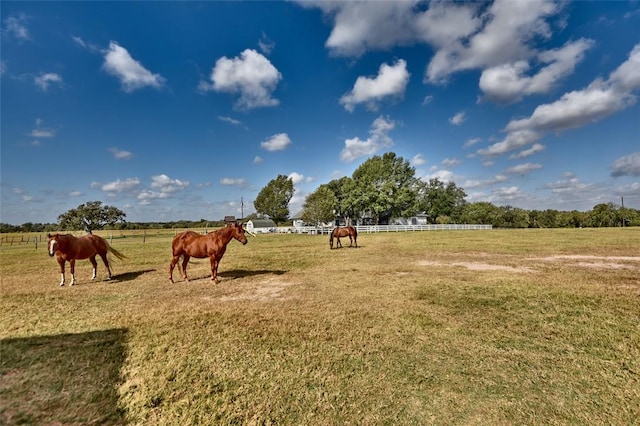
[[1, 1, 639, 225]]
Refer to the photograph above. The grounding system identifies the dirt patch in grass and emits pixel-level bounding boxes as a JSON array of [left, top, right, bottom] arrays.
[[417, 260, 536, 273], [536, 255, 640, 261], [218, 276, 296, 302], [533, 255, 640, 270], [418, 254, 640, 273]]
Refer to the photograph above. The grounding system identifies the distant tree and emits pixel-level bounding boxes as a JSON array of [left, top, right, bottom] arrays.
[[555, 210, 587, 228], [57, 201, 126, 233], [326, 177, 357, 223], [460, 202, 500, 225], [416, 178, 467, 224], [499, 205, 530, 228], [619, 207, 640, 226], [588, 203, 618, 227], [345, 153, 418, 224], [302, 184, 338, 225], [537, 209, 560, 228], [254, 174, 295, 225]]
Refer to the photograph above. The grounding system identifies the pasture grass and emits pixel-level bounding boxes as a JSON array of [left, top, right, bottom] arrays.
[[1, 228, 639, 424]]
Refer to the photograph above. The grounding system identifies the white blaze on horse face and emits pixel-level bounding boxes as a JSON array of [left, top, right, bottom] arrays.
[[49, 239, 57, 256]]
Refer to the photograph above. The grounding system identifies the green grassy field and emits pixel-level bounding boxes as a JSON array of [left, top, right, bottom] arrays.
[[1, 228, 639, 425]]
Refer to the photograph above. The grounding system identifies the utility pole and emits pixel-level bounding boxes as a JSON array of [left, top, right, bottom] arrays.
[[621, 196, 625, 227], [241, 197, 244, 220]]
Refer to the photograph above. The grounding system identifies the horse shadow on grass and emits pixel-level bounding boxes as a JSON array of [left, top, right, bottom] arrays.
[[184, 269, 287, 282], [0, 328, 128, 425], [110, 269, 156, 283]]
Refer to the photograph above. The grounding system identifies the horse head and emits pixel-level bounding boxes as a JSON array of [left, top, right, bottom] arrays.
[[230, 222, 249, 245], [47, 233, 59, 257]]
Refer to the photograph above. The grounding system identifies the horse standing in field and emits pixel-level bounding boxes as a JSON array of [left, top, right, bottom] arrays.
[[47, 233, 126, 286], [330, 226, 358, 249], [169, 222, 250, 283]]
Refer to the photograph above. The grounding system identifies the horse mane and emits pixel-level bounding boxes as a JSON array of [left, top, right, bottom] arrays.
[[213, 225, 234, 238]]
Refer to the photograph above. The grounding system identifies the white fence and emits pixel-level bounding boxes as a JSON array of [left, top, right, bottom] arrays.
[[272, 224, 492, 234]]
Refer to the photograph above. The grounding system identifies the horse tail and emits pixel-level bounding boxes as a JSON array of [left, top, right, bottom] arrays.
[[107, 244, 126, 261]]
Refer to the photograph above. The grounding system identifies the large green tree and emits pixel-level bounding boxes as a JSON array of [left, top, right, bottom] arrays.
[[459, 202, 501, 225], [254, 174, 295, 224], [345, 153, 418, 224], [416, 178, 467, 223], [57, 201, 126, 232], [326, 176, 358, 223], [302, 184, 338, 226]]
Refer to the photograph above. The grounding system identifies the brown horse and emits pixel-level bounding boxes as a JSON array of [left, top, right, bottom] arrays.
[[47, 233, 126, 286], [169, 222, 250, 283], [329, 226, 358, 249]]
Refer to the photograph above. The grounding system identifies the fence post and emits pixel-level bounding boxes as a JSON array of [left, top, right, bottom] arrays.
[[143, 230, 146, 243]]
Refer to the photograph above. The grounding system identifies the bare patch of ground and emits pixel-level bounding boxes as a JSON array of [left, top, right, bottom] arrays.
[[535, 255, 640, 262], [533, 255, 640, 270], [418, 255, 640, 272], [417, 260, 536, 273], [575, 262, 635, 270], [218, 277, 295, 302]]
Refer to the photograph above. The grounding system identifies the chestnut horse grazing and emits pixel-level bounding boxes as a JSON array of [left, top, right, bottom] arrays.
[[47, 233, 126, 286], [169, 222, 249, 283], [330, 226, 358, 249]]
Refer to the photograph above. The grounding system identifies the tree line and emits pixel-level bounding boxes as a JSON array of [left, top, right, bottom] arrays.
[[257, 152, 638, 228], [2, 152, 638, 233]]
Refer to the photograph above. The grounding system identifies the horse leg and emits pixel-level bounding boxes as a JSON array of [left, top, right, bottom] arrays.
[[354, 234, 358, 248], [336, 237, 343, 248], [169, 254, 180, 283], [181, 255, 191, 281], [57, 257, 66, 286], [348, 235, 353, 247], [209, 256, 219, 283], [89, 256, 98, 280], [69, 259, 76, 286], [99, 253, 112, 280]]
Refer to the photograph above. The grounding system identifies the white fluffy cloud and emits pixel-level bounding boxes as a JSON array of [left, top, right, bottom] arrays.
[[150, 174, 189, 193], [108, 147, 132, 160], [479, 39, 594, 103], [203, 49, 282, 110], [102, 41, 165, 92], [261, 133, 291, 151], [425, 0, 561, 83], [3, 13, 30, 41], [288, 172, 313, 185], [300, 1, 419, 57], [509, 143, 545, 160], [449, 111, 466, 126], [412, 154, 426, 166], [478, 43, 640, 158], [611, 152, 640, 177], [304, 0, 585, 106], [340, 116, 395, 162], [100, 178, 141, 193], [34, 73, 63, 91], [505, 162, 543, 176], [340, 59, 410, 112], [220, 178, 247, 187]]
